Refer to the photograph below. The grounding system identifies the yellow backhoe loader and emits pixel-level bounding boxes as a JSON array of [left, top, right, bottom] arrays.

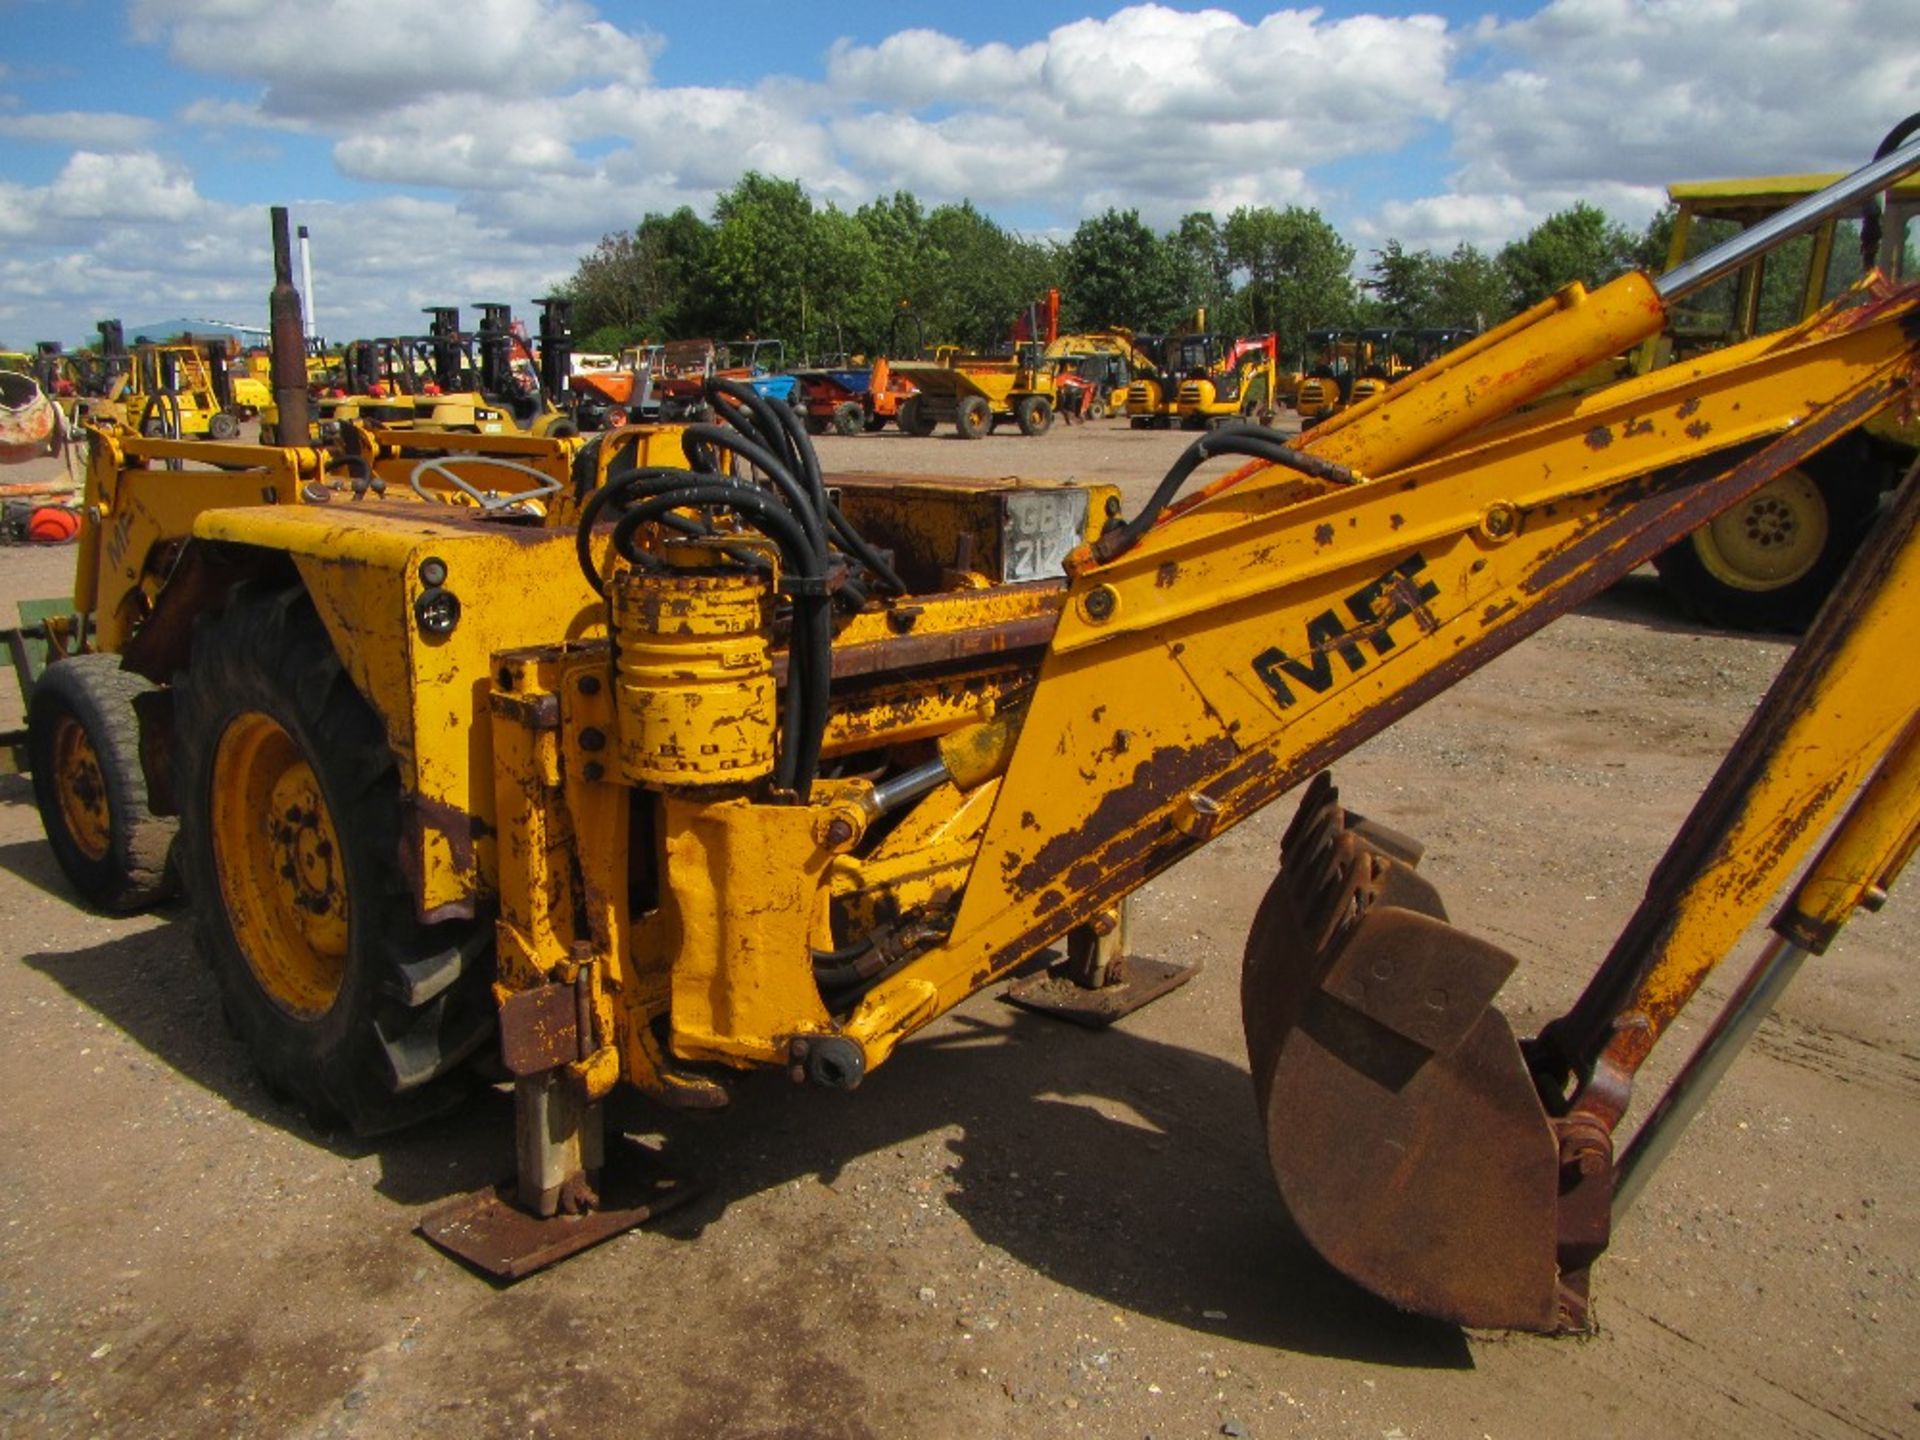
[[10, 141, 1920, 1337]]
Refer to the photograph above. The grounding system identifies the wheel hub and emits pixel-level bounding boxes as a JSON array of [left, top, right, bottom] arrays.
[[51, 715, 111, 862], [212, 712, 350, 1018], [1694, 469, 1828, 591]]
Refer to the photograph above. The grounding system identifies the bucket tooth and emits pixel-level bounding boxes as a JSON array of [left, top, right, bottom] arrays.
[[1243, 773, 1570, 1332]]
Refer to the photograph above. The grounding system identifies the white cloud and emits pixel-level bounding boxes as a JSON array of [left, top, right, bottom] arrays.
[[822, 5, 1454, 218], [826, 30, 1046, 108], [8, 1, 1916, 345], [0, 151, 204, 243], [1458, 0, 1920, 189], [1374, 0, 1920, 256], [0, 111, 158, 148], [129, 0, 658, 120]]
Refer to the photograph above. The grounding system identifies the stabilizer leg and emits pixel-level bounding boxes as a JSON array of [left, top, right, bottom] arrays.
[[1001, 897, 1201, 1028]]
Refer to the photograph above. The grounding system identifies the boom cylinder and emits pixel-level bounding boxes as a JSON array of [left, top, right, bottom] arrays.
[[1297, 133, 1920, 485]]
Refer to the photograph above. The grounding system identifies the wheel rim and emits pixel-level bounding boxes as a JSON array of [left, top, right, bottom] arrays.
[[51, 714, 111, 863], [1693, 470, 1828, 592], [212, 711, 350, 1018]]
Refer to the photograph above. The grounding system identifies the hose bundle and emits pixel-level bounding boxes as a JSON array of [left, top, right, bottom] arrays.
[[575, 376, 903, 797]]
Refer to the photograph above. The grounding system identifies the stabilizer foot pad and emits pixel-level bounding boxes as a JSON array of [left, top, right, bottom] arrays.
[[1000, 955, 1200, 1028], [418, 1149, 695, 1280]]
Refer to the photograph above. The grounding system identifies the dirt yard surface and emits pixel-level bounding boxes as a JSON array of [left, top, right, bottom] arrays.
[[0, 420, 1913, 1439]]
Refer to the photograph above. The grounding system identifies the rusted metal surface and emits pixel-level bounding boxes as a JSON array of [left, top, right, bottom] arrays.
[[267, 207, 311, 446], [1245, 778, 1572, 1332], [497, 983, 582, 1076], [1543, 442, 1920, 1083], [1001, 955, 1200, 1028], [417, 1151, 694, 1281], [769, 611, 1059, 684]]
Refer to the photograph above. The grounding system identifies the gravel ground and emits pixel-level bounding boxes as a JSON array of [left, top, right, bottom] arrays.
[[0, 419, 1913, 1439]]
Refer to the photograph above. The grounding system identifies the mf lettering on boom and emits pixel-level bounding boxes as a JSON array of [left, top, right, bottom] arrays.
[[1252, 553, 1441, 708]]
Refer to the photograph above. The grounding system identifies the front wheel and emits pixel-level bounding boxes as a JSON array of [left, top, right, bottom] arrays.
[[28, 654, 177, 912], [173, 585, 494, 1132]]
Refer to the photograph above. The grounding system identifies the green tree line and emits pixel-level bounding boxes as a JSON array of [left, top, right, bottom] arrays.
[[565, 172, 1667, 361]]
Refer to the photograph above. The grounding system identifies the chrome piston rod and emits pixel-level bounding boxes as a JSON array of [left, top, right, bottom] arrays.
[[1654, 130, 1920, 303]]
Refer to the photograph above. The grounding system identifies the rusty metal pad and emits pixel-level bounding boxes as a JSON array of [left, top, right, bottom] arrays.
[[417, 1154, 695, 1281], [497, 983, 581, 1077], [999, 955, 1200, 1028]]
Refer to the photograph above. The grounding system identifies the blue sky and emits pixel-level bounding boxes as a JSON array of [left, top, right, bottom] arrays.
[[0, 0, 1912, 345]]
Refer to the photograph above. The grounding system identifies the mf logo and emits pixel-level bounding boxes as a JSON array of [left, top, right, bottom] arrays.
[[1252, 553, 1440, 708]]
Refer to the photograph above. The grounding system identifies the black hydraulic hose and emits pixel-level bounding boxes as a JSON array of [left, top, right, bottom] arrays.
[[811, 938, 874, 966], [607, 484, 816, 576], [573, 375, 887, 794], [709, 376, 818, 505], [1089, 421, 1363, 563], [1862, 112, 1920, 270], [820, 486, 907, 596], [577, 465, 733, 593], [708, 376, 906, 595], [680, 422, 827, 558]]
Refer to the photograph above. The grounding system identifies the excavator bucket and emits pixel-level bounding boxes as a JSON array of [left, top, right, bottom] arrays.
[[1243, 774, 1577, 1332]]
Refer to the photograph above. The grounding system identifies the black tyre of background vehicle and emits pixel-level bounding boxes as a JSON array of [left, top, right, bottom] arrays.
[[955, 396, 991, 440], [1652, 459, 1882, 632], [207, 411, 241, 440], [901, 396, 938, 437], [173, 584, 494, 1133], [1015, 395, 1053, 436], [28, 654, 177, 913]]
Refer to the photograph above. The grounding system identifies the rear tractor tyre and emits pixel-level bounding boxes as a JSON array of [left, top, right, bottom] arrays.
[[1652, 464, 1877, 632], [831, 400, 865, 437], [1015, 395, 1053, 436], [207, 411, 241, 441], [28, 654, 177, 913], [173, 584, 494, 1133], [955, 395, 991, 440], [863, 411, 889, 433]]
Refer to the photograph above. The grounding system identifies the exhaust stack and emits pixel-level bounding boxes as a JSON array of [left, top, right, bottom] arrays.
[[268, 207, 311, 446]]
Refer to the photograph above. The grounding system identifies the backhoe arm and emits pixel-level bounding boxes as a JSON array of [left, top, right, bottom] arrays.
[[840, 270, 1920, 1066]]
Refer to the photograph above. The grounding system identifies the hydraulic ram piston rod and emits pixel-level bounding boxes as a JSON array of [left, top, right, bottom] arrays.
[[1654, 131, 1920, 301]]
